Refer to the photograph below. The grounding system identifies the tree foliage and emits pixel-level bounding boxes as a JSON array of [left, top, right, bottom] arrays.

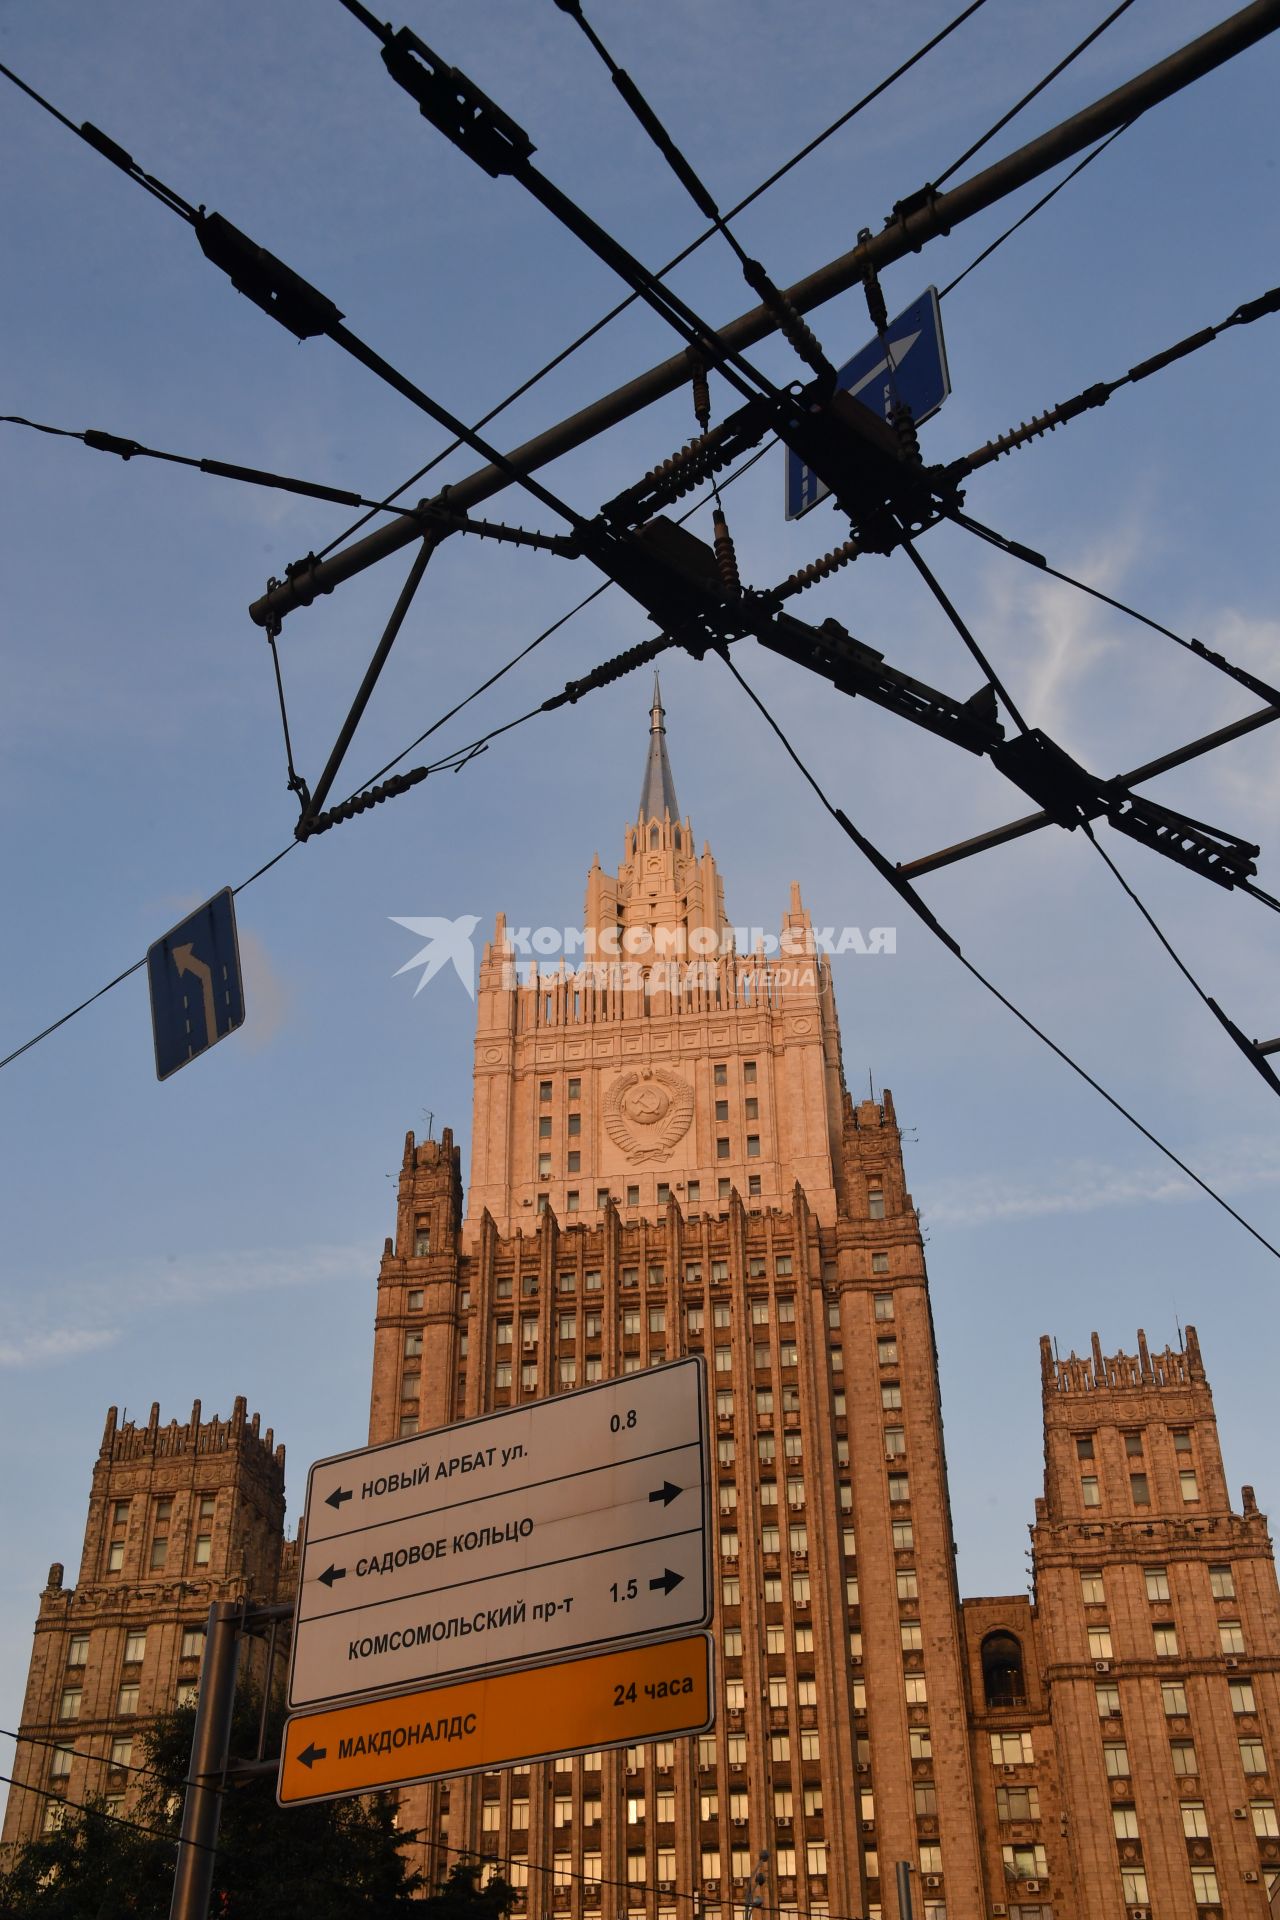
[[0, 1692, 434, 1918]]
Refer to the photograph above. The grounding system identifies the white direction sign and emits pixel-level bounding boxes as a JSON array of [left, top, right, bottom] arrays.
[[289, 1357, 710, 1710]]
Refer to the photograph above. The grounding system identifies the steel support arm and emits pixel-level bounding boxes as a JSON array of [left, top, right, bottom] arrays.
[[250, 0, 1280, 628]]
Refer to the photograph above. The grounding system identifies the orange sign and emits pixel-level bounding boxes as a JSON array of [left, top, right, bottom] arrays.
[[278, 1631, 714, 1805]]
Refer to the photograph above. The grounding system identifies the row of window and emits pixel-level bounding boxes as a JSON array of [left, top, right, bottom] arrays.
[[1077, 1427, 1194, 1460], [59, 1677, 198, 1721], [64, 1626, 204, 1669], [103, 1495, 216, 1575], [1103, 1735, 1270, 1777], [1081, 1562, 1236, 1602], [536, 1177, 768, 1212], [1079, 1468, 1200, 1507], [1111, 1796, 1280, 1839], [1095, 1677, 1258, 1717], [1087, 1618, 1248, 1659]]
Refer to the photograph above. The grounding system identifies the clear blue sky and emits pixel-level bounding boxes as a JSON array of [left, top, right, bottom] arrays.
[[3, 0, 1279, 1815]]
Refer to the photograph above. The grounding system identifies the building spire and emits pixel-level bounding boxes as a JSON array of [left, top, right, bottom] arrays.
[[637, 672, 680, 821]]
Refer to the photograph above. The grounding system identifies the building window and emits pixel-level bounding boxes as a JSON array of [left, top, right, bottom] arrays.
[[49, 1746, 75, 1780], [1153, 1623, 1179, 1657], [1231, 1679, 1257, 1714], [1076, 1434, 1094, 1460], [176, 1680, 198, 1707], [746, 1135, 760, 1158], [904, 1674, 928, 1706], [43, 1805, 66, 1835], [1180, 1469, 1200, 1502], [150, 1499, 172, 1571], [536, 1193, 549, 1213], [1111, 1803, 1139, 1839], [892, 1521, 914, 1551], [1120, 1870, 1149, 1905], [1180, 1800, 1209, 1838], [1220, 1620, 1246, 1654], [1209, 1564, 1236, 1599], [1103, 1742, 1130, 1778], [1081, 1476, 1100, 1508], [868, 1185, 885, 1219], [881, 1383, 902, 1410], [1241, 1738, 1268, 1774], [1096, 1683, 1120, 1717], [1173, 1427, 1192, 1451], [123, 1631, 147, 1664], [67, 1634, 89, 1667], [1130, 1472, 1150, 1506], [1171, 1741, 1199, 1775], [1080, 1569, 1104, 1604], [565, 1190, 579, 1212], [626, 1187, 639, 1208], [908, 1727, 932, 1760], [181, 1628, 205, 1661], [539, 1081, 552, 1101], [1191, 1868, 1220, 1905], [1144, 1566, 1170, 1601], [889, 1472, 909, 1502], [1251, 1799, 1279, 1837], [748, 1174, 761, 1196], [897, 1568, 919, 1600], [982, 1632, 1027, 1708], [58, 1689, 81, 1722], [1161, 1681, 1188, 1715], [117, 1684, 139, 1716], [193, 1494, 215, 1566]]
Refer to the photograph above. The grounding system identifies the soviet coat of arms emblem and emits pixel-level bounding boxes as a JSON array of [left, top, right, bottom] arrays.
[[603, 1066, 695, 1163]]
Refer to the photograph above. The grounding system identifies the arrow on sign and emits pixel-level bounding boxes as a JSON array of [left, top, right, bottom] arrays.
[[297, 1743, 327, 1769], [845, 328, 922, 402], [172, 944, 217, 1044], [650, 1568, 684, 1595], [648, 1482, 682, 1507], [318, 1565, 346, 1589], [325, 1486, 353, 1510]]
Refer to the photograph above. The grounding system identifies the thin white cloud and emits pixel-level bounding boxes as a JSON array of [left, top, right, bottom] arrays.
[[924, 1136, 1280, 1230], [0, 1245, 367, 1371], [0, 1327, 120, 1370]]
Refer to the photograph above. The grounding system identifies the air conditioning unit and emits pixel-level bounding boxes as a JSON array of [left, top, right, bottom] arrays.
[[706, 1882, 719, 1893], [1002, 1766, 1020, 1777], [1233, 1807, 1248, 1820], [1094, 1660, 1111, 1672], [924, 1876, 941, 1890], [992, 1907, 1007, 1917], [1131, 1909, 1150, 1919], [1244, 1870, 1260, 1883], [855, 1762, 869, 1774], [1226, 1656, 1240, 1668], [1022, 1882, 1041, 1896], [660, 1884, 675, 1894], [861, 1821, 875, 1834], [775, 1817, 790, 1829]]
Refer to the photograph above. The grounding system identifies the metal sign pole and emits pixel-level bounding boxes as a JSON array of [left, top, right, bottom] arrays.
[[169, 1601, 241, 1920]]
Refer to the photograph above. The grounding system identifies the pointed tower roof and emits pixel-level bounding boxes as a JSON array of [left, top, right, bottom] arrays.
[[637, 673, 680, 821]]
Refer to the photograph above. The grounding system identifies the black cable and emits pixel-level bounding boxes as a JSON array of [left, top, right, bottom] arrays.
[[722, 652, 1280, 1264], [312, 0, 991, 563], [938, 123, 1131, 298], [554, 1, 834, 384], [0, 414, 422, 515], [933, 0, 1138, 188], [0, 1766, 206, 1854], [897, 530, 1030, 733], [0, 432, 773, 1074], [950, 508, 1280, 708], [1080, 823, 1280, 1095], [0, 61, 196, 221], [1, 1723, 190, 1791]]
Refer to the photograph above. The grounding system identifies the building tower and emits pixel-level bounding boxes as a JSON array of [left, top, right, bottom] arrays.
[[1, 1398, 287, 1849], [370, 685, 985, 1920]]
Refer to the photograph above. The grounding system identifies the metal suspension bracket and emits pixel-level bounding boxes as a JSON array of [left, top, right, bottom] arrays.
[[780, 380, 960, 549], [380, 26, 536, 176], [990, 728, 1260, 887]]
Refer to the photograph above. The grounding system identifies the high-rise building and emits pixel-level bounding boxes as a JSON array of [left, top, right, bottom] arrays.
[[1, 1397, 288, 1848], [6, 683, 1280, 1920]]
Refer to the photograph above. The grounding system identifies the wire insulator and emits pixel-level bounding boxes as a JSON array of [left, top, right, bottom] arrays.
[[713, 509, 742, 598], [955, 383, 1113, 475], [690, 357, 711, 433], [297, 766, 429, 840], [775, 536, 866, 600], [891, 402, 923, 468], [546, 636, 671, 708], [741, 257, 834, 384], [857, 231, 890, 335]]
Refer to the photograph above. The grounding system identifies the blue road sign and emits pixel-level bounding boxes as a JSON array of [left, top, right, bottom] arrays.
[[148, 888, 245, 1082], [785, 286, 951, 520]]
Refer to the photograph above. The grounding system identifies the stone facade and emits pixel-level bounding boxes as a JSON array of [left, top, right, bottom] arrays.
[[5, 685, 1280, 1920], [1, 1397, 287, 1849]]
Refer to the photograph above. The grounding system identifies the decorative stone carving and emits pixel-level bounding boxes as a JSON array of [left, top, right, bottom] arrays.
[[604, 1066, 694, 1163]]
